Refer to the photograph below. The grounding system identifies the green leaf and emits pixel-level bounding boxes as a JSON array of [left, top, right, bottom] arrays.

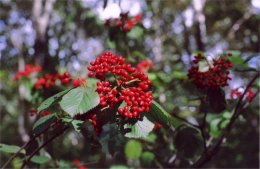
[[58, 160, 70, 168], [141, 151, 155, 167], [145, 100, 182, 128], [220, 119, 230, 129], [0, 143, 25, 154], [193, 50, 205, 56], [33, 114, 57, 135], [37, 88, 72, 112], [127, 26, 144, 39], [124, 140, 142, 160], [209, 118, 222, 137], [59, 86, 100, 117], [62, 118, 84, 132], [174, 125, 204, 160], [172, 71, 188, 79], [31, 155, 50, 164], [107, 38, 115, 49], [226, 50, 248, 67], [132, 51, 146, 59], [110, 165, 128, 169], [124, 117, 154, 138]]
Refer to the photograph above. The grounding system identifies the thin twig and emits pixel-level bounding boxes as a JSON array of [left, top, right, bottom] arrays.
[[171, 113, 200, 128], [20, 126, 69, 169], [192, 73, 259, 168]]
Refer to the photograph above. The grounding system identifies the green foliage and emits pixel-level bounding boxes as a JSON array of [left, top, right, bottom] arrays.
[[99, 123, 124, 155], [145, 100, 182, 128], [208, 111, 232, 138], [0, 143, 25, 154], [30, 155, 50, 164], [173, 125, 204, 160], [37, 88, 72, 112], [127, 26, 144, 39], [124, 117, 154, 138], [62, 118, 84, 132], [110, 165, 128, 169], [33, 114, 57, 135], [172, 71, 188, 79], [141, 151, 155, 167], [59, 86, 100, 117], [124, 140, 142, 160]]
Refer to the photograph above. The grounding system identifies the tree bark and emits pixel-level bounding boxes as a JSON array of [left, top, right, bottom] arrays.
[[32, 0, 56, 72], [193, 0, 206, 51]]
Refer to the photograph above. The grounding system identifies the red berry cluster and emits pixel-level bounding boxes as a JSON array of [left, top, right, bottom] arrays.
[[97, 81, 119, 108], [14, 64, 42, 80], [86, 113, 102, 135], [188, 53, 233, 89], [105, 12, 142, 32], [230, 88, 255, 102], [87, 52, 153, 118], [137, 59, 153, 73], [118, 87, 152, 118], [34, 72, 71, 89], [230, 89, 242, 100], [246, 89, 255, 102]]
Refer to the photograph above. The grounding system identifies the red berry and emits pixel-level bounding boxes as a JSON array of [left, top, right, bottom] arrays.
[[62, 78, 70, 84]]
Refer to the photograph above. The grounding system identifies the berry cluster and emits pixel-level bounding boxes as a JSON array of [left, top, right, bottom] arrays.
[[14, 64, 42, 80], [188, 53, 233, 89], [87, 52, 153, 118], [118, 87, 152, 118], [97, 81, 119, 108], [34, 72, 71, 89], [34, 72, 87, 89], [105, 12, 142, 32], [87, 113, 102, 135], [230, 88, 255, 102], [137, 59, 153, 73]]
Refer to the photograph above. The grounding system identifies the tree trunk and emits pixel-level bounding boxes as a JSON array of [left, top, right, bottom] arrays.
[[193, 0, 206, 51], [32, 0, 56, 72]]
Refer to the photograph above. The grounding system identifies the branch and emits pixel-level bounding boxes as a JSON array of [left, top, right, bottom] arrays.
[[192, 73, 259, 168], [20, 125, 69, 169], [171, 113, 199, 128], [1, 121, 56, 169], [199, 110, 208, 155]]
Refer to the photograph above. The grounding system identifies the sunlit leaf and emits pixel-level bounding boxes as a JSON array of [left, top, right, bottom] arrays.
[[124, 117, 154, 138], [59, 86, 100, 117]]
